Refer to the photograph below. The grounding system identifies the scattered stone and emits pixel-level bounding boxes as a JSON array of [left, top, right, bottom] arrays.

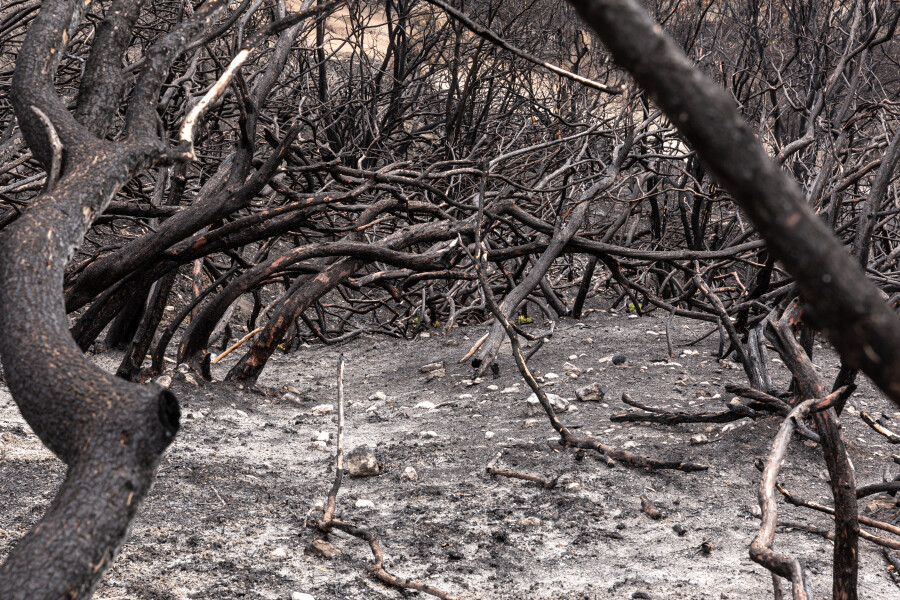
[[484, 431, 495, 439], [368, 391, 387, 401], [304, 539, 341, 558], [311, 404, 334, 415], [612, 353, 627, 365], [500, 387, 518, 393], [401, 466, 418, 481], [292, 594, 315, 600], [355, 499, 375, 509], [282, 392, 303, 405], [458, 394, 473, 399], [425, 368, 446, 381], [235, 409, 249, 418], [544, 372, 559, 379], [310, 441, 328, 452], [575, 382, 606, 402], [183, 373, 199, 386], [313, 500, 325, 511], [346, 447, 383, 477], [721, 419, 750, 433], [622, 440, 637, 449], [525, 392, 569, 412], [524, 418, 542, 428], [271, 547, 288, 558], [415, 401, 436, 410], [420, 430, 438, 438], [750, 504, 762, 518], [519, 516, 541, 527], [420, 361, 444, 373], [690, 434, 709, 445], [487, 385, 500, 391], [313, 431, 330, 442], [155, 375, 172, 388]]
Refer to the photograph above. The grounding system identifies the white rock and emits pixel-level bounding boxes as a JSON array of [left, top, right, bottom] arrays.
[[415, 401, 436, 410], [525, 392, 569, 412], [622, 440, 637, 449], [313, 500, 325, 511], [314, 431, 330, 442], [544, 373, 559, 379], [524, 418, 542, 428], [235, 409, 248, 418], [368, 391, 387, 401], [420, 332, 430, 338], [568, 354, 578, 360], [401, 467, 418, 481], [484, 431, 495, 439], [458, 393, 473, 399], [420, 431, 438, 438], [310, 441, 328, 452], [292, 594, 315, 600], [271, 547, 288, 558], [690, 434, 709, 445], [487, 385, 499, 391], [500, 387, 518, 394], [355, 499, 375, 509], [155, 375, 172, 388], [311, 404, 334, 415]]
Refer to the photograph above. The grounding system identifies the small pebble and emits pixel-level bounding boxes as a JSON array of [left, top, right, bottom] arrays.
[[355, 499, 375, 509], [311, 404, 334, 415], [415, 401, 436, 409], [292, 593, 315, 600], [420, 431, 438, 438], [612, 354, 627, 365], [271, 547, 288, 558], [368, 391, 387, 401], [401, 466, 418, 481], [484, 431, 495, 439], [690, 434, 709, 445]]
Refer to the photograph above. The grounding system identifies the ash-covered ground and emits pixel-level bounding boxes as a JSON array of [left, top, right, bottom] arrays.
[[1, 306, 899, 599]]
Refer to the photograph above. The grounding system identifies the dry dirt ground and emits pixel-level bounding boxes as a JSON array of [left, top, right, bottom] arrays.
[[2, 305, 900, 599]]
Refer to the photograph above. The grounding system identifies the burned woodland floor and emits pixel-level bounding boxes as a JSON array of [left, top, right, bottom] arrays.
[[2, 306, 900, 599]]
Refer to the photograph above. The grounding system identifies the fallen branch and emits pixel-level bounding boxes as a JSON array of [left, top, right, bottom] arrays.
[[307, 356, 463, 600], [486, 450, 559, 489], [749, 398, 815, 600], [211, 326, 264, 364], [860, 412, 900, 444]]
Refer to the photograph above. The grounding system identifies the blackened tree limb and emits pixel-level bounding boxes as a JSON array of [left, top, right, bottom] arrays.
[[766, 302, 859, 600], [565, 0, 900, 411], [750, 399, 814, 600]]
